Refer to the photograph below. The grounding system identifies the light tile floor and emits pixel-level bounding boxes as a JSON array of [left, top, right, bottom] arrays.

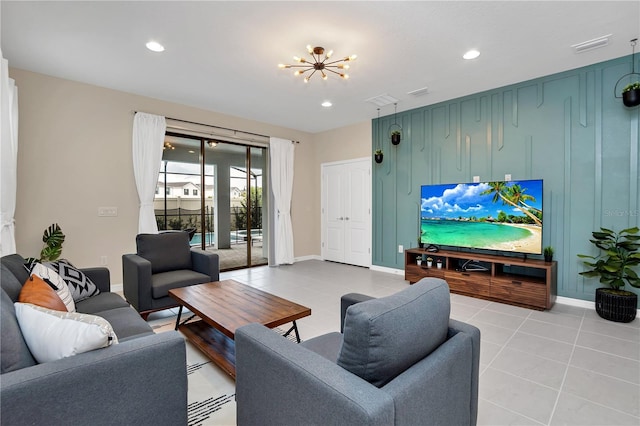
[[149, 259, 640, 426]]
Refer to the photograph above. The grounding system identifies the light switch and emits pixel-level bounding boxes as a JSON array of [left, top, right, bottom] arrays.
[[98, 207, 118, 217]]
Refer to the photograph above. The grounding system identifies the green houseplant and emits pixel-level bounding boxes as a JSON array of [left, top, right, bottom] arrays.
[[27, 223, 65, 263], [577, 227, 640, 322], [621, 82, 640, 107], [374, 149, 383, 164], [543, 246, 554, 262]]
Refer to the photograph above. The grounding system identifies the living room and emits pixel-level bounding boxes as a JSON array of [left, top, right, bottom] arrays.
[[2, 1, 640, 425]]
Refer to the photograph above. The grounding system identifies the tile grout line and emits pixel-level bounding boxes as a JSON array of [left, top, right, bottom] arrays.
[[547, 310, 586, 425]]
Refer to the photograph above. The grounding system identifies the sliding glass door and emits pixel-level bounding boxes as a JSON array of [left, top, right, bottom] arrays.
[[155, 134, 268, 270]]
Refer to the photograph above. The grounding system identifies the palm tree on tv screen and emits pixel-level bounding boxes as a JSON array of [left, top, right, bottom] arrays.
[[480, 182, 542, 226]]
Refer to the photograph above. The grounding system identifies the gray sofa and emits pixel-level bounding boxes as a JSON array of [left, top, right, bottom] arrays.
[[1, 253, 188, 426], [236, 278, 480, 426]]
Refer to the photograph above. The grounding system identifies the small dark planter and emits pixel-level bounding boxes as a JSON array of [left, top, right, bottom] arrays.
[[544, 255, 553, 262], [595, 288, 638, 323], [391, 133, 401, 145], [374, 153, 383, 164], [622, 88, 640, 107]]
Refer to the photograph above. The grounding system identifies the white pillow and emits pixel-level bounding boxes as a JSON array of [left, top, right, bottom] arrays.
[[14, 302, 118, 363], [29, 263, 76, 312]]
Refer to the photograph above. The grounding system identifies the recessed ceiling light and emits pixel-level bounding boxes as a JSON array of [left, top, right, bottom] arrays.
[[321, 101, 332, 108], [146, 41, 165, 52], [463, 49, 480, 60]]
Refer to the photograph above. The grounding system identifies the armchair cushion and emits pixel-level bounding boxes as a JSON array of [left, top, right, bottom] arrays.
[[151, 269, 212, 299], [136, 232, 192, 274], [337, 278, 450, 387]]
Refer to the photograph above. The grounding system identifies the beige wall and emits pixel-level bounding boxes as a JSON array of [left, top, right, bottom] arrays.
[[10, 68, 372, 282]]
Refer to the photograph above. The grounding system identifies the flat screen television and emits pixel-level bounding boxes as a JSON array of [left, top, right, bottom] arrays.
[[420, 179, 543, 255]]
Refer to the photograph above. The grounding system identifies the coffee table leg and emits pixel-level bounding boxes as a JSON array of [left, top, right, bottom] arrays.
[[174, 306, 183, 330], [282, 321, 301, 343]]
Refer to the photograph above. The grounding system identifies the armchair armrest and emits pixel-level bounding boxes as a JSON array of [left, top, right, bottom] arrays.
[[1, 331, 187, 426], [80, 267, 111, 293], [236, 323, 394, 426], [191, 249, 219, 281], [449, 319, 481, 425], [121, 253, 152, 312], [340, 293, 375, 333]]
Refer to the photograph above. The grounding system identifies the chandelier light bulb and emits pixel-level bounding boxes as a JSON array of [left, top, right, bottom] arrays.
[[304, 76, 310, 83], [306, 45, 313, 53], [326, 50, 333, 58], [294, 70, 302, 76]]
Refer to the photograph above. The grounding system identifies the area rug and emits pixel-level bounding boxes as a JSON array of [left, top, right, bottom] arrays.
[[150, 314, 299, 426]]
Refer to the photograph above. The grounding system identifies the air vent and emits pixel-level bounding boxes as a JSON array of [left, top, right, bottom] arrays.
[[571, 34, 611, 53], [365, 94, 399, 107]]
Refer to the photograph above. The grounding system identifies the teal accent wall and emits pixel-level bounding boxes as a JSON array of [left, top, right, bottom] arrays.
[[372, 54, 640, 305]]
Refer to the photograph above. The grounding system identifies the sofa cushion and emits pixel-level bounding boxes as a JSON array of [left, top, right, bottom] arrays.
[[337, 278, 451, 387], [14, 302, 118, 364], [1, 262, 26, 302], [300, 332, 343, 363], [28, 263, 76, 312], [136, 232, 192, 274], [75, 292, 131, 315], [151, 269, 211, 299], [1, 291, 37, 373], [43, 260, 100, 302], [18, 275, 67, 312], [95, 306, 154, 341]]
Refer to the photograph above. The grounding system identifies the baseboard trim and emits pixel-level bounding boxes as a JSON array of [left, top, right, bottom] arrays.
[[556, 295, 640, 316], [111, 283, 123, 293], [369, 264, 405, 275]]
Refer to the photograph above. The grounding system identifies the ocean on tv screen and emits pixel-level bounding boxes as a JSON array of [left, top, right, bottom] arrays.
[[420, 180, 543, 255]]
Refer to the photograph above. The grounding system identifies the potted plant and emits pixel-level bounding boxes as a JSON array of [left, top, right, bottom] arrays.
[[436, 258, 443, 269], [426, 257, 433, 268], [416, 257, 422, 266], [417, 236, 424, 249], [622, 82, 640, 107], [374, 149, 383, 164], [391, 130, 401, 145], [543, 246, 554, 262], [577, 227, 640, 322]]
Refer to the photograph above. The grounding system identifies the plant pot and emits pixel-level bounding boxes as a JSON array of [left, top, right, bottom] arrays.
[[416, 259, 422, 266], [622, 88, 640, 107], [544, 255, 553, 262], [391, 133, 401, 145], [426, 261, 432, 268], [436, 262, 442, 269], [595, 288, 637, 323], [374, 153, 383, 164]]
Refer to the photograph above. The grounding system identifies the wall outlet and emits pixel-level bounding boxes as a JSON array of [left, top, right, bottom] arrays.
[[398, 244, 404, 253], [473, 176, 480, 183], [100, 256, 108, 265], [98, 207, 118, 217], [504, 174, 512, 181]]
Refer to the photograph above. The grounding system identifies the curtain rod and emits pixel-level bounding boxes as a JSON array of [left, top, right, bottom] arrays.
[[132, 111, 299, 143]]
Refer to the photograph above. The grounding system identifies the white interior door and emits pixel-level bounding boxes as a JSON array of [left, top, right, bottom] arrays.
[[321, 158, 371, 267]]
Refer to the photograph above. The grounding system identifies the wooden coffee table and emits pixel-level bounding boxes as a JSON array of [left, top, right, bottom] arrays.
[[168, 280, 311, 379]]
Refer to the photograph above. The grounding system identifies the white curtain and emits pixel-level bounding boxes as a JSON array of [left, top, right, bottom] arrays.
[[269, 137, 295, 265], [0, 50, 19, 256], [132, 112, 166, 234]]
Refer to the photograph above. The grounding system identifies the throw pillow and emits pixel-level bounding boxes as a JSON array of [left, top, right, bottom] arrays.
[[43, 259, 100, 303], [14, 302, 118, 364], [337, 278, 451, 387], [29, 262, 76, 312], [18, 275, 67, 312]]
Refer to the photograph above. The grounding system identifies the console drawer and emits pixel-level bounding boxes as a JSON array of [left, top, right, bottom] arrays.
[[445, 271, 490, 297], [491, 276, 547, 308]]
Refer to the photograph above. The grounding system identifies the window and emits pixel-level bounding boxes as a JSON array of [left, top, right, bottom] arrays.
[[166, 187, 171, 195], [193, 189, 198, 196], [184, 188, 189, 196], [155, 187, 159, 195]]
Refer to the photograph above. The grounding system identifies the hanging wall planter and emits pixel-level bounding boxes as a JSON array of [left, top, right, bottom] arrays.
[[622, 83, 640, 107], [374, 149, 384, 164], [614, 39, 640, 108], [388, 102, 402, 146]]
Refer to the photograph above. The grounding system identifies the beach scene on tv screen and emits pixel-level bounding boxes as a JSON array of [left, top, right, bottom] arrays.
[[420, 180, 543, 255]]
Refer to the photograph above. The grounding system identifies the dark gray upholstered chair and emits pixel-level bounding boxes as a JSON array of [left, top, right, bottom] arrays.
[[122, 231, 219, 319], [235, 278, 481, 426]]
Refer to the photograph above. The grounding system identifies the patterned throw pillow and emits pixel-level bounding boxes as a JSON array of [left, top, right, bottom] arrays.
[[43, 260, 100, 303], [29, 262, 76, 312]]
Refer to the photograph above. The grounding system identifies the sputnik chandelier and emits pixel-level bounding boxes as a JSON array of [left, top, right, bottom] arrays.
[[278, 45, 357, 83]]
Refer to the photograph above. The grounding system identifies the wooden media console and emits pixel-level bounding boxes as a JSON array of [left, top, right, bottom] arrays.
[[405, 249, 557, 310]]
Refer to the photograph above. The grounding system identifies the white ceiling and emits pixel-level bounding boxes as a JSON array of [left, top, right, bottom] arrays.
[[2, 1, 639, 133]]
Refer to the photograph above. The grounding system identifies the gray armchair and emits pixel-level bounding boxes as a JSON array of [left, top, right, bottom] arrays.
[[122, 231, 219, 319], [235, 278, 480, 426]]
